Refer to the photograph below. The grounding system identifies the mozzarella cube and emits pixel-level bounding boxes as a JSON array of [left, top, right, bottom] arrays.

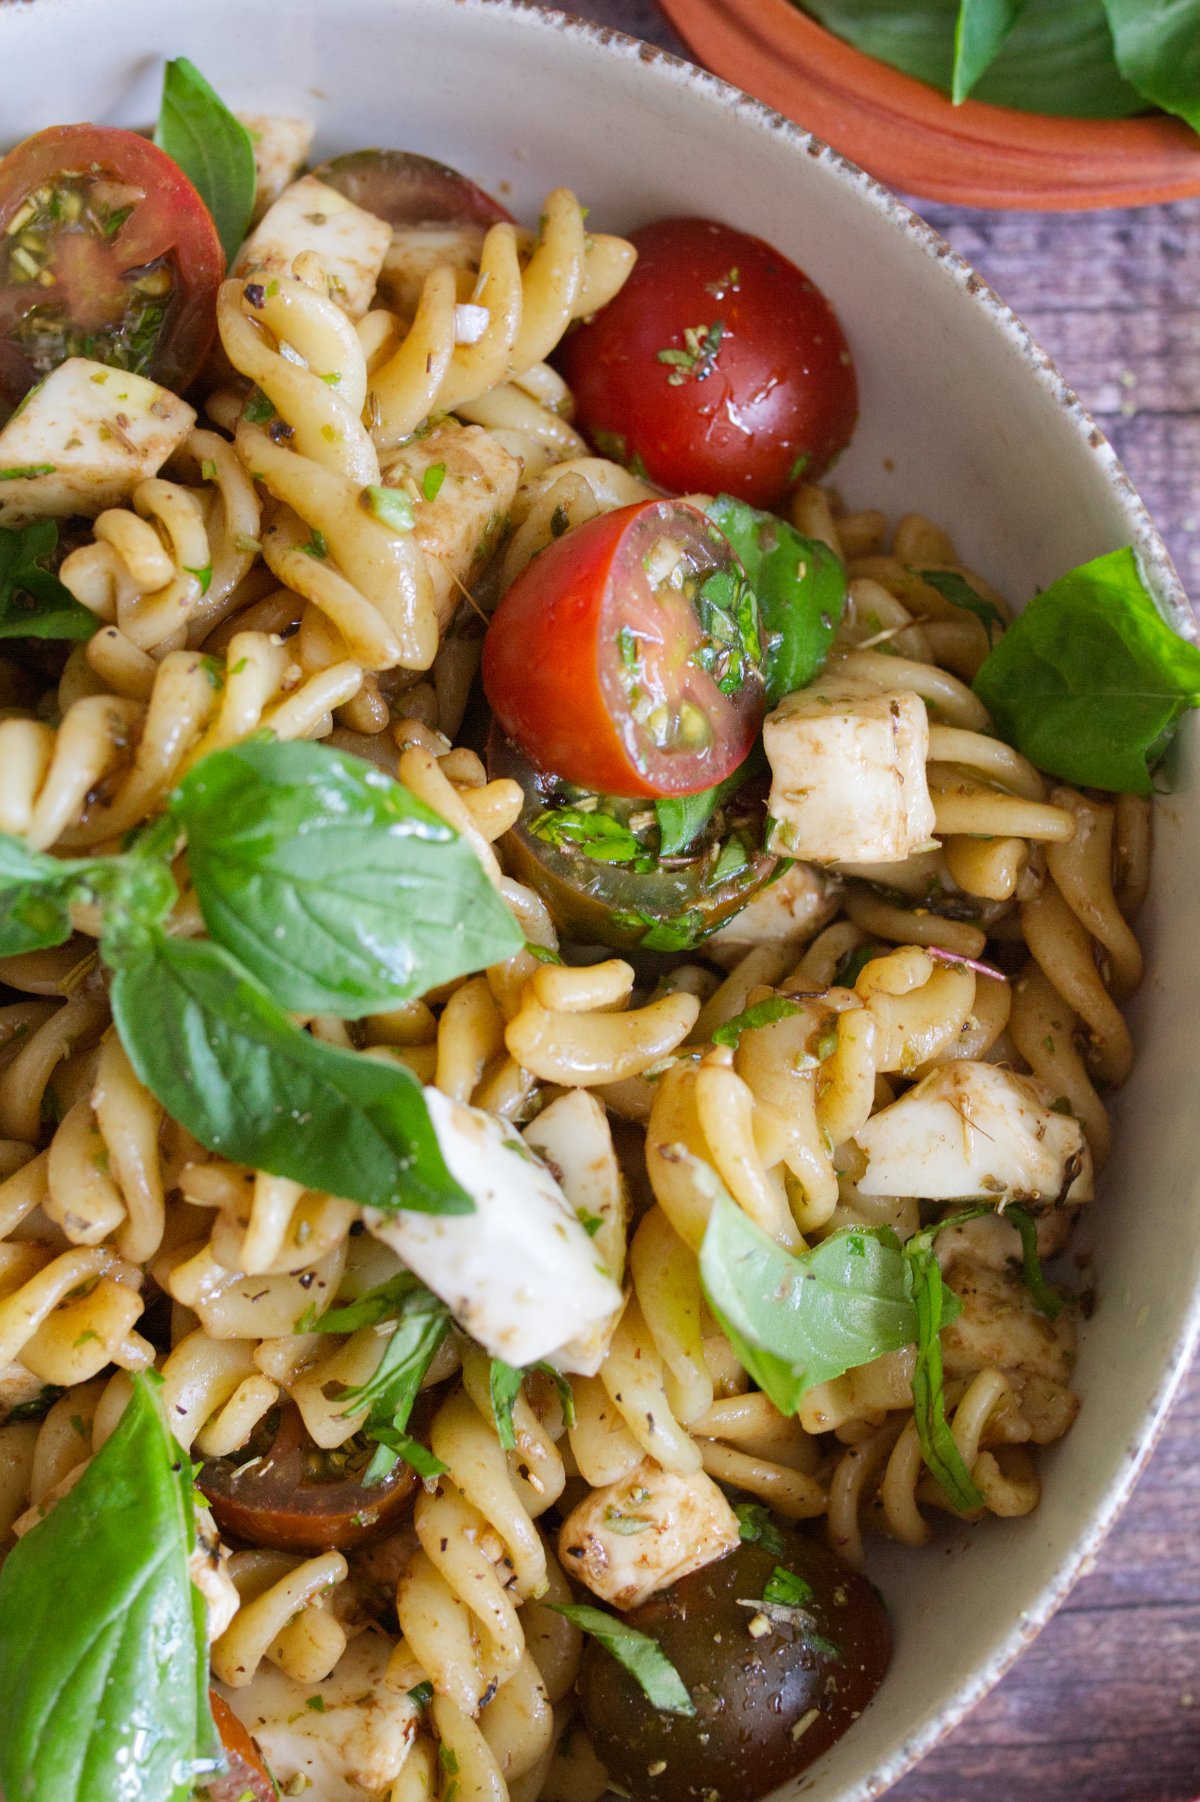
[[524, 1089, 627, 1376], [365, 1088, 623, 1370], [853, 1062, 1092, 1204], [233, 174, 391, 318], [941, 1258, 1077, 1388], [707, 860, 837, 969], [237, 114, 315, 224], [379, 420, 519, 628], [0, 359, 194, 526], [763, 672, 935, 865], [218, 1631, 420, 1801], [558, 1457, 740, 1611]]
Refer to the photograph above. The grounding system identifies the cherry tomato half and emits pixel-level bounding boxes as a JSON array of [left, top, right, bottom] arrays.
[[560, 217, 857, 507], [483, 499, 767, 800], [204, 1693, 275, 1802], [312, 148, 514, 227], [0, 124, 225, 408], [198, 1405, 420, 1554]]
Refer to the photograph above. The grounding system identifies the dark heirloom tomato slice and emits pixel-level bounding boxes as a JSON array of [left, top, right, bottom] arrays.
[[311, 148, 514, 226], [488, 727, 778, 951], [578, 1526, 891, 1802], [483, 499, 766, 800], [198, 1405, 420, 1554], [0, 124, 224, 407], [560, 217, 858, 507], [202, 1694, 275, 1802]]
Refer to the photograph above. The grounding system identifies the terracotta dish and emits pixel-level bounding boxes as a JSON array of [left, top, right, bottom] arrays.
[[659, 0, 1200, 209]]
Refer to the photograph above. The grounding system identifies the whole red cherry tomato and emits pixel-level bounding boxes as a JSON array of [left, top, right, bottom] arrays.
[[560, 217, 857, 507], [0, 124, 225, 407], [482, 498, 766, 799]]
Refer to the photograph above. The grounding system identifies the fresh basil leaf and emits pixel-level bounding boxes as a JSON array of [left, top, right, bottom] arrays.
[[916, 566, 1004, 640], [547, 1603, 695, 1717], [904, 1224, 985, 1513], [175, 739, 522, 1016], [333, 1282, 450, 1485], [489, 1359, 524, 1452], [1104, 0, 1200, 134], [711, 996, 805, 1050], [972, 546, 1200, 795], [705, 495, 846, 705], [154, 57, 257, 261], [699, 1183, 922, 1412], [106, 928, 471, 1214], [953, 0, 1029, 99], [0, 835, 89, 956], [655, 754, 755, 858], [1004, 1204, 1064, 1320], [0, 1373, 219, 1802], [0, 520, 98, 641], [734, 1501, 788, 1555], [798, 0, 1144, 117]]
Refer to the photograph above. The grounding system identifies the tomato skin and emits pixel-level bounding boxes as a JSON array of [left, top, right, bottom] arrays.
[[0, 124, 224, 406], [482, 499, 765, 800], [312, 148, 514, 226], [560, 217, 857, 507], [204, 1693, 275, 1802]]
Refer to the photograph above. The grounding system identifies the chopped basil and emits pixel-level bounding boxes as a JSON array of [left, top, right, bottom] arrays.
[[762, 1565, 814, 1608], [655, 753, 757, 858], [917, 566, 1005, 639], [364, 485, 415, 532], [489, 1358, 524, 1452], [422, 462, 447, 502], [656, 320, 725, 386], [548, 1603, 695, 1717], [530, 804, 654, 869], [711, 996, 804, 1049], [1002, 1204, 1064, 1320], [183, 561, 213, 595], [734, 1501, 788, 1555], [705, 495, 846, 705], [329, 1278, 450, 1484], [154, 57, 256, 261], [242, 389, 274, 423], [904, 1221, 984, 1513], [972, 545, 1200, 794], [0, 519, 99, 641], [0, 462, 55, 480]]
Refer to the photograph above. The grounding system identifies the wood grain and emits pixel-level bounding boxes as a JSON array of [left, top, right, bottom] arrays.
[[553, 4, 1200, 1795]]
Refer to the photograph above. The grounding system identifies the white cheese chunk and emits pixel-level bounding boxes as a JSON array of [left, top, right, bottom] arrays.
[[379, 420, 519, 629], [365, 1088, 623, 1370], [217, 1631, 420, 1801], [237, 114, 316, 224], [853, 1062, 1092, 1203], [523, 1089, 627, 1376], [941, 1257, 1077, 1388], [763, 671, 935, 865], [707, 860, 837, 969], [0, 359, 194, 527], [558, 1457, 740, 1610], [233, 174, 391, 318]]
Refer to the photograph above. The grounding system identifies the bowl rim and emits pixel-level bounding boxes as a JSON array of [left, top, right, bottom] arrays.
[[657, 0, 1200, 209], [2, 1, 1198, 1795]]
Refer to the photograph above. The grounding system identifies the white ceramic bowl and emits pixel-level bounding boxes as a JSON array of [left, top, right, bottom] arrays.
[[3, 2, 1196, 1796]]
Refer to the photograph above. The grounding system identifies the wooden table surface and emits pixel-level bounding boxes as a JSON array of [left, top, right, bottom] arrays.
[[555, 5, 1200, 1796]]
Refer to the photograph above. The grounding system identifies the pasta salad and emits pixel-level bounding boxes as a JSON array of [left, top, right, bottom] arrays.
[[0, 55, 1194, 1802]]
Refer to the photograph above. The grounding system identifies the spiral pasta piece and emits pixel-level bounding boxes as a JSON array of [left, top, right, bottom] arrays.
[[363, 190, 634, 445]]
